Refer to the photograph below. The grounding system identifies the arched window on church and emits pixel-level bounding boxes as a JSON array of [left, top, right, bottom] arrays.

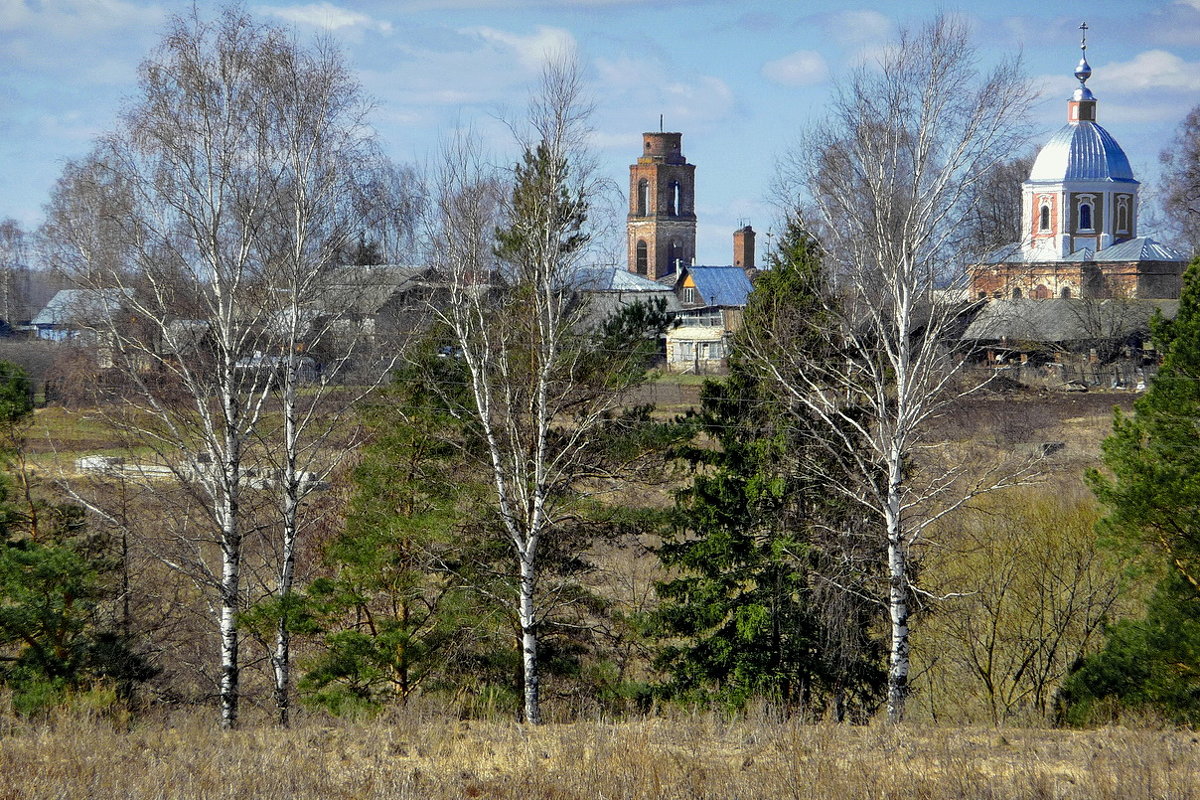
[[668, 181, 681, 216], [667, 240, 681, 273], [1039, 205, 1051, 232], [1116, 198, 1129, 234], [1012, 287, 1022, 299], [1079, 202, 1093, 231], [635, 240, 648, 275], [1061, 286, 1072, 298], [637, 179, 649, 216]]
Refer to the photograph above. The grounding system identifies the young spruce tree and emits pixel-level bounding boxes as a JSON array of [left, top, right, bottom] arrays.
[[654, 221, 884, 718]]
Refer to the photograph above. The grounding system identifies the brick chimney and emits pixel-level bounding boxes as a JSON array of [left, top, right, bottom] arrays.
[[733, 225, 755, 269]]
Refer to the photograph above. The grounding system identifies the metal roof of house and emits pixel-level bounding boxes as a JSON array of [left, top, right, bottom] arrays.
[[1027, 121, 1138, 184], [687, 266, 753, 307], [31, 288, 134, 327], [962, 297, 1177, 343], [575, 266, 682, 331], [574, 266, 669, 292]]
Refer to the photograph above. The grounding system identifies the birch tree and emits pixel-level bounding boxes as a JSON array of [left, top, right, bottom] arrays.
[[41, 6, 396, 728], [759, 15, 1038, 722], [424, 61, 666, 724], [0, 220, 30, 326], [248, 33, 402, 728]]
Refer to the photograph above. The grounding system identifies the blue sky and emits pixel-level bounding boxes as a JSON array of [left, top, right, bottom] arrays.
[[3, 0, 1199, 264]]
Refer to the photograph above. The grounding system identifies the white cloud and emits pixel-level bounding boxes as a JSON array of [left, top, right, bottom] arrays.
[[463, 25, 577, 71], [256, 2, 392, 34], [1101, 100, 1189, 125], [0, 0, 158, 83], [1100, 50, 1200, 92], [820, 9, 892, 47], [592, 55, 734, 128], [761, 50, 828, 87], [0, 0, 152, 35]]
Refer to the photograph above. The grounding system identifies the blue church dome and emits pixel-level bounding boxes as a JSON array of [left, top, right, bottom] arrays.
[[1028, 121, 1137, 183]]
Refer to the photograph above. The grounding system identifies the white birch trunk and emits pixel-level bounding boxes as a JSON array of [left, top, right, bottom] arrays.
[[218, 425, 242, 730], [885, 474, 909, 723], [519, 550, 540, 725], [219, 526, 240, 730], [272, 403, 298, 726]]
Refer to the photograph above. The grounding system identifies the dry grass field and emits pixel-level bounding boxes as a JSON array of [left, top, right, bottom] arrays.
[[2, 703, 1198, 799]]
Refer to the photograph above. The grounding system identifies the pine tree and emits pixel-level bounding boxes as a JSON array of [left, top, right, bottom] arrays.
[[0, 362, 153, 713], [283, 351, 508, 713], [1089, 258, 1200, 591], [1062, 258, 1200, 722]]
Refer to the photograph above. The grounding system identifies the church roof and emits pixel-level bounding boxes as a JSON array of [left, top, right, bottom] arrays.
[[1093, 237, 1186, 262], [1027, 121, 1137, 184], [979, 243, 1023, 264], [977, 237, 1184, 265]]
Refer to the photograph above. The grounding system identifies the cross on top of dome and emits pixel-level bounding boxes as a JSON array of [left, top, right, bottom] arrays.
[[1072, 22, 1096, 104], [1074, 22, 1092, 85]]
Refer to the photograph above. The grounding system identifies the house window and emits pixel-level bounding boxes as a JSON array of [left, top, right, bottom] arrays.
[[698, 341, 711, 360], [682, 287, 697, 304], [1079, 202, 1093, 231], [635, 241, 648, 275], [1039, 205, 1051, 232], [637, 179, 649, 216]]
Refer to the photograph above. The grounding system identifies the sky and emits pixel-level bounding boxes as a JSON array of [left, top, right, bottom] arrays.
[[2, 0, 1199, 265]]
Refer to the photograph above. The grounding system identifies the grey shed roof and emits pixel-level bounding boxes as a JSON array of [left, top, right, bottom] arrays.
[[31, 288, 135, 327], [962, 298, 1177, 343], [688, 266, 753, 307], [319, 265, 430, 314]]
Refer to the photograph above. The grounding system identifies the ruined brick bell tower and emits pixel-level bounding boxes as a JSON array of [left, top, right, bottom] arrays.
[[627, 132, 696, 280]]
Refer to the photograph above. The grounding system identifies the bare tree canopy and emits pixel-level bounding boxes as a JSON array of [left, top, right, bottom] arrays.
[[1160, 104, 1200, 255], [760, 14, 1039, 723], [960, 152, 1037, 259], [41, 5, 402, 729]]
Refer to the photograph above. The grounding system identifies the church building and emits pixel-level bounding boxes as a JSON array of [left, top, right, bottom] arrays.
[[625, 131, 756, 371], [970, 27, 1186, 300]]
